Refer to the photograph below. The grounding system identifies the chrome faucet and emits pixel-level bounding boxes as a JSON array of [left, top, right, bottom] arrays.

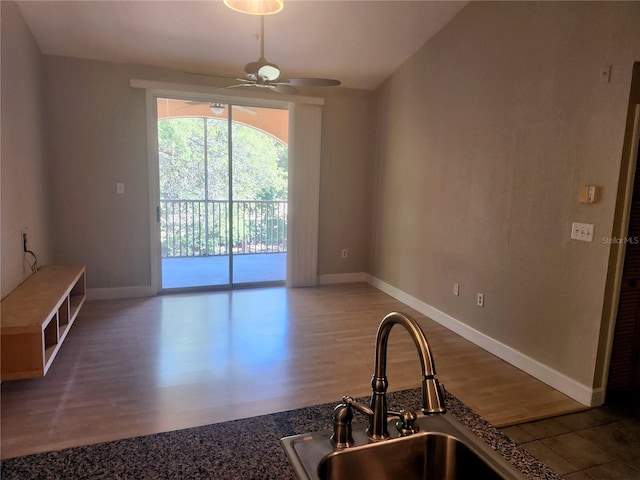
[[331, 311, 446, 446]]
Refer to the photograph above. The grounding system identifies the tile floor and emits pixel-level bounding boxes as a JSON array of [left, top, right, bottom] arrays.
[[500, 399, 640, 479]]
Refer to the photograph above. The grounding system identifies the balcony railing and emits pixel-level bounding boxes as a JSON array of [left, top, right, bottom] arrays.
[[160, 200, 287, 258]]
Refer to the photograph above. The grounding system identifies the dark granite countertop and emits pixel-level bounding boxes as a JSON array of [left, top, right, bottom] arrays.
[[1, 389, 562, 479]]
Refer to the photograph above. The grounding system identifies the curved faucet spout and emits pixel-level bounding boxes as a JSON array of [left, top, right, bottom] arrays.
[[367, 312, 446, 441], [374, 312, 437, 379]]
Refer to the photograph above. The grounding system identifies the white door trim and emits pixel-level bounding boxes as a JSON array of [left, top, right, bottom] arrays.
[[142, 84, 312, 291]]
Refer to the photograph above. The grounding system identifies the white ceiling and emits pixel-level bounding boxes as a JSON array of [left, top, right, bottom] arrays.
[[17, 1, 467, 90]]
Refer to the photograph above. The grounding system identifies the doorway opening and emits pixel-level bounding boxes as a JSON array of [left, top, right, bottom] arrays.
[[607, 104, 640, 405], [156, 98, 289, 290]]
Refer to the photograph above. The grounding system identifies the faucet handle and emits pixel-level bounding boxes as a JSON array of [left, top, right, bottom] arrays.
[[330, 402, 354, 448], [342, 395, 373, 416], [388, 409, 419, 436], [331, 395, 378, 448]]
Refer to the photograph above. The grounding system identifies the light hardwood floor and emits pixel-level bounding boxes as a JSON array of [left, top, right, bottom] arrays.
[[0, 283, 586, 459]]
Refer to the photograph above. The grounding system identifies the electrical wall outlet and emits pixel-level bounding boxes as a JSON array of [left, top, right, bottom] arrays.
[[116, 182, 125, 194], [453, 283, 460, 296], [341, 249, 348, 258], [477, 293, 484, 307]]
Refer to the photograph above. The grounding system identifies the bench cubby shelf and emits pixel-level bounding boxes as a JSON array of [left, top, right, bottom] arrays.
[[1, 265, 86, 380]]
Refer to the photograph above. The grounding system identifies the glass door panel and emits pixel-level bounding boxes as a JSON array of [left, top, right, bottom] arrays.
[[231, 105, 288, 285], [157, 99, 287, 290]]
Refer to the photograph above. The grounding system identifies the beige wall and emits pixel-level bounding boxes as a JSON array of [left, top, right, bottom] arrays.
[[372, 1, 640, 388], [319, 89, 375, 275], [1, 1, 53, 298], [44, 56, 152, 289], [40, 54, 375, 289]]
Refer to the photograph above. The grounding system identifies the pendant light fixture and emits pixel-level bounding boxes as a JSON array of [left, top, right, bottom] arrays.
[[223, 0, 283, 15]]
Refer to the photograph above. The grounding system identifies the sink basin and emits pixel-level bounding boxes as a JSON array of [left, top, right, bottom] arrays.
[[319, 431, 503, 480], [281, 414, 527, 480]]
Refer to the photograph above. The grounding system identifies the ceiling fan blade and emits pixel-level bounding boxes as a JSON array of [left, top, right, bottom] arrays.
[[175, 101, 206, 111], [279, 78, 341, 87], [183, 71, 240, 81], [236, 105, 258, 115], [271, 84, 299, 95], [184, 71, 218, 78], [209, 83, 255, 93]]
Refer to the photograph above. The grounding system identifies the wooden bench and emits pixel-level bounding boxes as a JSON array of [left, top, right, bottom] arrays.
[[1, 265, 86, 380]]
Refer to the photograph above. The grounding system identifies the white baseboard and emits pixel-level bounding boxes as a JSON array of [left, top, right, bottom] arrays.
[[87, 285, 156, 301], [318, 272, 371, 285], [370, 276, 597, 407]]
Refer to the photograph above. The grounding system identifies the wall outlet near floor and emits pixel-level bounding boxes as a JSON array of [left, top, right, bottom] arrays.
[[341, 249, 348, 258], [477, 293, 484, 307], [116, 182, 125, 194], [453, 283, 460, 296]]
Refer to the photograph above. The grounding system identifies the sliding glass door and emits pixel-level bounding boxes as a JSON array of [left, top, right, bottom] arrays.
[[156, 98, 288, 290]]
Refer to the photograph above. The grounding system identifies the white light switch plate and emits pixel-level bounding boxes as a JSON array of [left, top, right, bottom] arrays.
[[571, 222, 594, 242]]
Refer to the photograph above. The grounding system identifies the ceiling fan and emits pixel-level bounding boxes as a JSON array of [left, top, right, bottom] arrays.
[[190, 17, 341, 95]]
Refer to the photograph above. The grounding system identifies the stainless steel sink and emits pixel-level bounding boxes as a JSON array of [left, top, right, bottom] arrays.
[[281, 413, 528, 480]]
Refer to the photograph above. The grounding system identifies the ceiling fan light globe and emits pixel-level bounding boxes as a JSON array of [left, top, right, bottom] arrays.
[[257, 63, 281, 81], [223, 0, 283, 16]]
